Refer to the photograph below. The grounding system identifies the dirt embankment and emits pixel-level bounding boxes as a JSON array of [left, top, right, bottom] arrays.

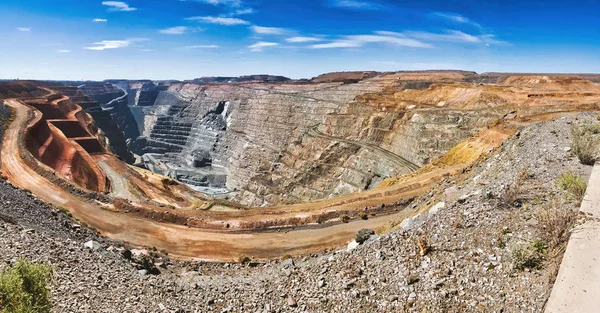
[[0, 81, 49, 99], [22, 96, 108, 192]]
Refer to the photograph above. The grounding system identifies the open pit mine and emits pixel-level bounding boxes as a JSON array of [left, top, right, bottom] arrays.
[[1, 71, 600, 262]]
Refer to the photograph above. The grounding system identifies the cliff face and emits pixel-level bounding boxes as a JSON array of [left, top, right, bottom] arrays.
[[77, 84, 135, 163], [119, 72, 600, 206], [128, 72, 492, 206]]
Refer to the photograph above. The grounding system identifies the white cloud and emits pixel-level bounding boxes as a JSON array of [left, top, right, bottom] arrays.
[[311, 34, 432, 49], [58, 49, 71, 53], [433, 12, 470, 23], [102, 1, 137, 12], [248, 41, 279, 52], [285, 36, 322, 43], [85, 38, 146, 51], [329, 0, 382, 10], [431, 12, 482, 29], [377, 30, 509, 46], [250, 26, 287, 35], [187, 16, 249, 25], [196, 0, 242, 6], [159, 26, 189, 35], [181, 45, 220, 49], [311, 41, 359, 49], [382, 30, 480, 43], [16, 27, 31, 32], [233, 8, 253, 15], [93, 18, 108, 23]]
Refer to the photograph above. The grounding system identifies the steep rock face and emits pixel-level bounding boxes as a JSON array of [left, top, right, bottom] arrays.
[[129, 73, 493, 206], [77, 83, 135, 163]]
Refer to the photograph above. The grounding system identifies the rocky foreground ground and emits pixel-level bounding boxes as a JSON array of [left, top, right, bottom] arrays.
[[0, 114, 595, 312]]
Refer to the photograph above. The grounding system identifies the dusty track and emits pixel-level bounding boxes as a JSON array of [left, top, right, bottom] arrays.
[[307, 124, 420, 171]]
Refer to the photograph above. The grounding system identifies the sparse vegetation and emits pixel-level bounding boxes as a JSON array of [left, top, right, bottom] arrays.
[[500, 170, 527, 208], [557, 171, 587, 203], [339, 214, 350, 223], [238, 254, 251, 264], [281, 254, 292, 260], [571, 123, 599, 165], [358, 211, 368, 220], [56, 206, 72, 217], [416, 235, 430, 256], [509, 242, 544, 270], [532, 239, 548, 254], [536, 198, 576, 249], [0, 259, 52, 313]]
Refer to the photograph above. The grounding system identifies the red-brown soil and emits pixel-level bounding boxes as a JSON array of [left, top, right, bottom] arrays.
[[22, 96, 108, 192]]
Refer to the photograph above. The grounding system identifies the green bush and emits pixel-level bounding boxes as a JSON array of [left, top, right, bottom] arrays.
[[557, 171, 588, 203], [0, 259, 52, 313]]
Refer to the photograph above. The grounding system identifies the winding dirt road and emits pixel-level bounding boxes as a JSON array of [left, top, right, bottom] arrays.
[[1, 98, 421, 261], [307, 124, 421, 171]]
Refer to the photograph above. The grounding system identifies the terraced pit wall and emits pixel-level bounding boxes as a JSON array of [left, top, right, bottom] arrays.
[[130, 75, 499, 206], [24, 96, 109, 192], [74, 84, 135, 163]]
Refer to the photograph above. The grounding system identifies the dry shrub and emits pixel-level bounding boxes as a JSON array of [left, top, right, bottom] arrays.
[[417, 235, 430, 256], [509, 242, 544, 270], [339, 214, 350, 223], [500, 169, 528, 208], [238, 254, 251, 264], [571, 124, 599, 165], [556, 171, 588, 204], [536, 197, 576, 250]]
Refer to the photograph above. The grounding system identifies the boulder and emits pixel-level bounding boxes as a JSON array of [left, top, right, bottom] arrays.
[[84, 240, 101, 251], [355, 229, 375, 244]]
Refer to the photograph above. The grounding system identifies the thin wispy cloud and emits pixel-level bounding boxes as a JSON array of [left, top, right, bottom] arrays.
[[311, 33, 432, 49], [432, 12, 482, 28], [378, 30, 509, 46], [187, 16, 249, 25], [329, 0, 383, 10], [102, 1, 137, 12], [16, 27, 31, 32], [250, 26, 287, 35], [176, 45, 221, 50], [233, 8, 254, 15], [85, 38, 146, 51], [93, 18, 108, 23], [194, 0, 242, 7], [159, 26, 189, 35], [248, 41, 279, 52], [286, 36, 323, 43], [180, 45, 220, 49], [58, 49, 71, 53], [381, 30, 480, 43]]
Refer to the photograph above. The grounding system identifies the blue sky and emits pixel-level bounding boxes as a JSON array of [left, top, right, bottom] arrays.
[[0, 0, 599, 80]]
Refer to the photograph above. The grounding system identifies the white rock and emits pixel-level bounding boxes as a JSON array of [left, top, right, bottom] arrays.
[[429, 202, 445, 215], [347, 241, 360, 252], [131, 249, 148, 257], [83, 240, 101, 251]]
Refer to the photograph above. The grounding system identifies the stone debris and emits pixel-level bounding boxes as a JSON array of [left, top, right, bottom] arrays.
[[83, 240, 101, 251]]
